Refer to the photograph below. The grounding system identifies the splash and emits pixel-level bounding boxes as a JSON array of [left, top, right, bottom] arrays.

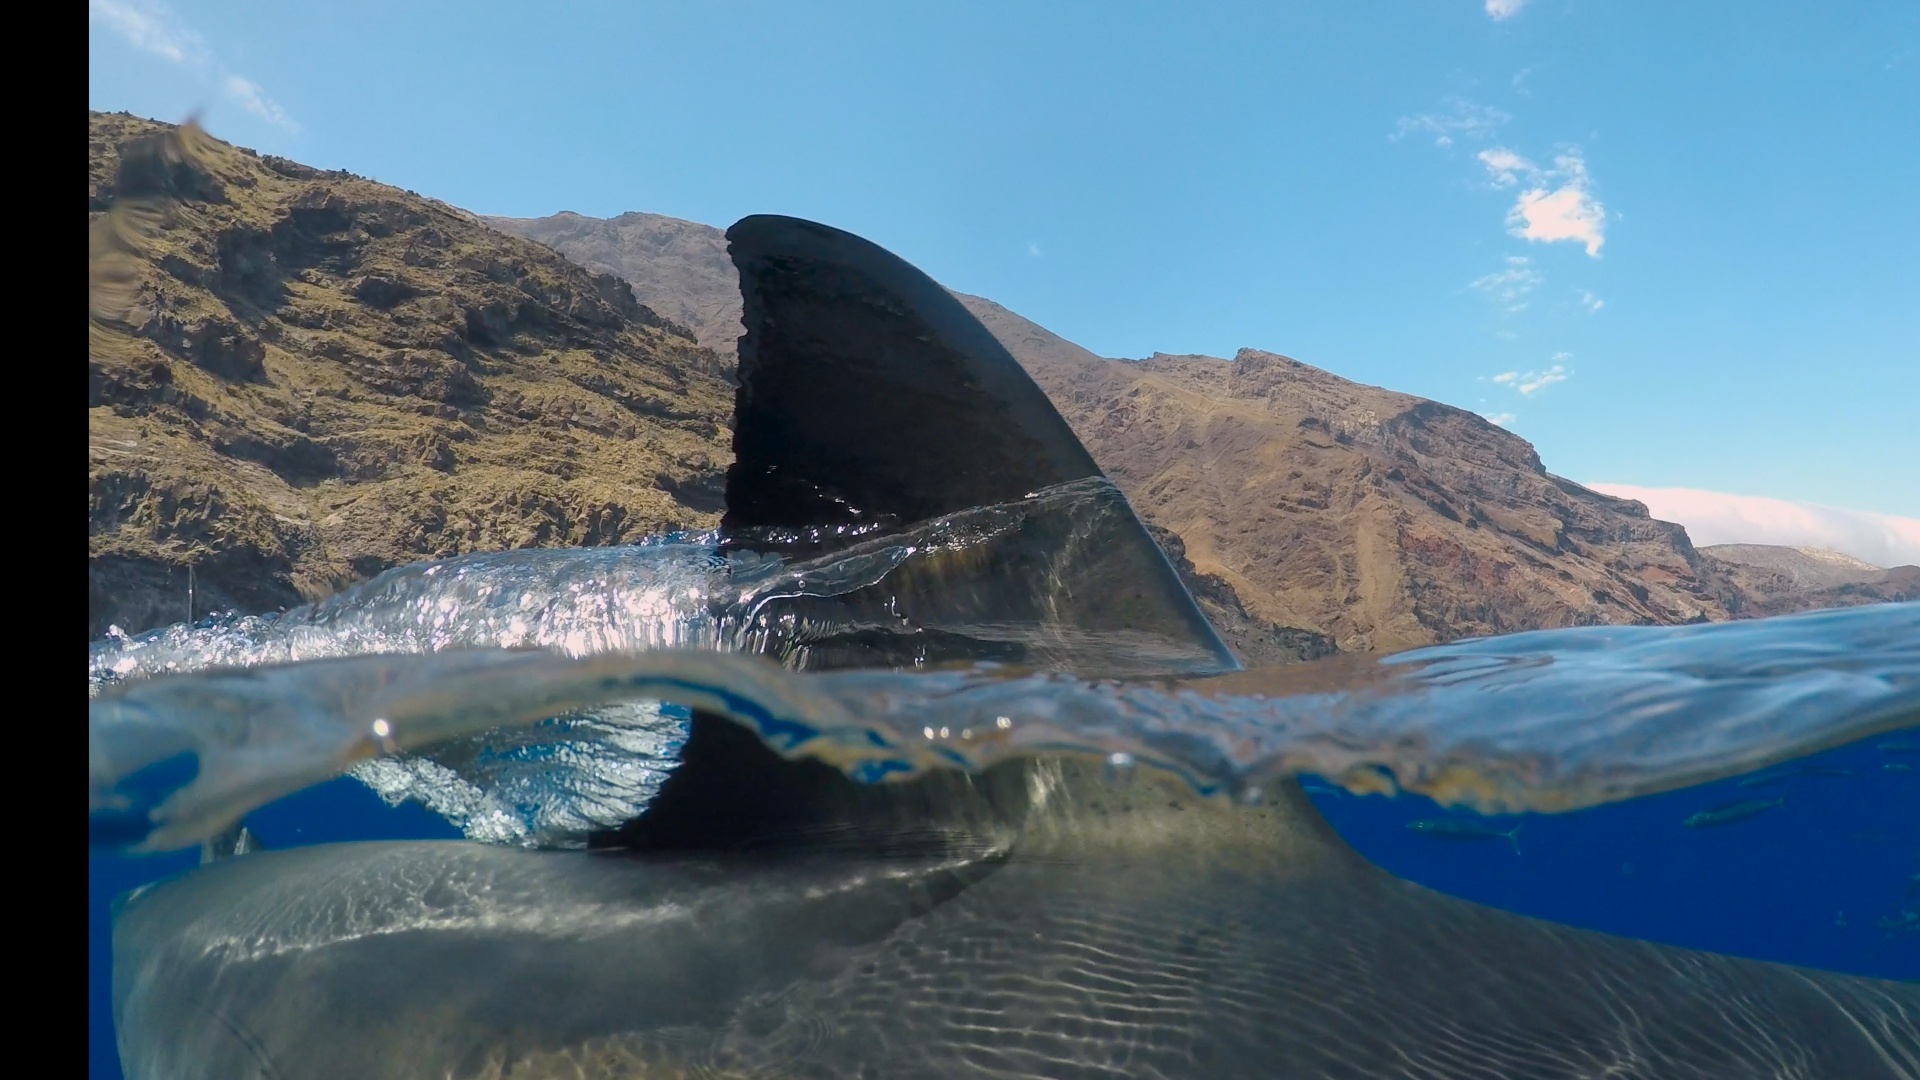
[[91, 584, 1920, 853], [89, 482, 1920, 853], [91, 477, 1224, 691]]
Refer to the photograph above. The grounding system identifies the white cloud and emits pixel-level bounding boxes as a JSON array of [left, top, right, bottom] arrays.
[[1516, 363, 1569, 394], [1509, 186, 1606, 256], [1482, 412, 1518, 427], [1476, 147, 1534, 186], [1491, 356, 1572, 396], [89, 0, 204, 64], [1479, 148, 1606, 256], [1577, 289, 1604, 313], [1027, 241, 1043, 258], [1486, 0, 1530, 20], [90, 0, 298, 132], [1394, 99, 1510, 149], [223, 75, 298, 132], [1470, 255, 1542, 311], [1587, 484, 1920, 568]]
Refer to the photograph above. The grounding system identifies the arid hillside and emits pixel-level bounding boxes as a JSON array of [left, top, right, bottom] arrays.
[[1700, 545, 1918, 616], [89, 114, 734, 637]]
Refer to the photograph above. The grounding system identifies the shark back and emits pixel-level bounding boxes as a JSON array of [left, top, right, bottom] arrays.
[[108, 215, 1920, 1079], [115, 753, 1920, 1080]]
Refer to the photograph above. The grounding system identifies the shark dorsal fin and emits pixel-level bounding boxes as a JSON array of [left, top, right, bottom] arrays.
[[723, 214, 1104, 541], [716, 215, 1236, 678], [591, 216, 1249, 856]]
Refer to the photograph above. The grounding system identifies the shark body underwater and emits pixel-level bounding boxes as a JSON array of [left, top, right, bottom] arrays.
[[104, 215, 1919, 1079]]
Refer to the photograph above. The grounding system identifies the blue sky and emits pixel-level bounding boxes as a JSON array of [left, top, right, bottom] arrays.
[[90, 1, 1919, 542]]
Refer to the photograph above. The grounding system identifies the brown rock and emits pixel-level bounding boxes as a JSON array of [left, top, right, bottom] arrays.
[[1000, 340, 1737, 651], [1701, 545, 1919, 616], [88, 113, 735, 638], [483, 211, 743, 357]]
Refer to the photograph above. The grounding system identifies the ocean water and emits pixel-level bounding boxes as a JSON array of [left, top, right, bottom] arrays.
[[86, 734, 1919, 1078], [86, 511, 1920, 1078]]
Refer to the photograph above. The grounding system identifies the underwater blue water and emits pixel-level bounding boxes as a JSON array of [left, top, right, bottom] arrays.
[[84, 532, 1920, 1078], [87, 729, 1918, 1080]]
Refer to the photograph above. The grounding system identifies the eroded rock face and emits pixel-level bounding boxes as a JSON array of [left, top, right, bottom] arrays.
[[482, 211, 745, 358], [1701, 544, 1884, 591], [1701, 545, 1919, 616], [1006, 344, 1740, 652], [1143, 524, 1338, 666], [88, 114, 734, 637]]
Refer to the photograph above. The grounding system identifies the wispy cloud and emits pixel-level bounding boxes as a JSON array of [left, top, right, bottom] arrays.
[[1517, 364, 1569, 394], [1491, 355, 1572, 396], [1485, 0, 1530, 20], [1587, 484, 1920, 567], [1470, 255, 1542, 311], [223, 75, 297, 130], [1577, 289, 1604, 313], [1026, 241, 1044, 258], [1476, 147, 1533, 186], [90, 0, 204, 63], [1482, 411, 1518, 427], [1393, 98, 1510, 149], [1478, 147, 1606, 256], [90, 0, 299, 132]]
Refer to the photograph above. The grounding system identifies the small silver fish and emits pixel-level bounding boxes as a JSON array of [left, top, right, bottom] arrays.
[[1684, 796, 1786, 828], [1879, 909, 1918, 935], [1737, 764, 1851, 786], [1407, 818, 1522, 853]]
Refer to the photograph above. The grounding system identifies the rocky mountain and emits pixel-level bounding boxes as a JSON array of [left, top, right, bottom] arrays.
[[480, 211, 744, 357], [1700, 544, 1884, 590], [88, 114, 735, 638], [491, 211, 1767, 652], [1739, 565, 1919, 617], [1699, 545, 1919, 615]]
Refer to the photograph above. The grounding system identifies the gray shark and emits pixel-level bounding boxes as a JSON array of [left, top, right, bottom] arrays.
[[111, 216, 1920, 1078]]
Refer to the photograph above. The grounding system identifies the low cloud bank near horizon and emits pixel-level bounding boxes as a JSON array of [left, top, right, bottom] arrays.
[[1587, 484, 1920, 569]]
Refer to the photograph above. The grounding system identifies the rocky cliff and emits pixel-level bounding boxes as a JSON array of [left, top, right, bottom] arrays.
[[481, 211, 745, 357], [491, 211, 1772, 652], [1699, 545, 1919, 616], [1700, 544, 1884, 591], [88, 114, 734, 638]]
